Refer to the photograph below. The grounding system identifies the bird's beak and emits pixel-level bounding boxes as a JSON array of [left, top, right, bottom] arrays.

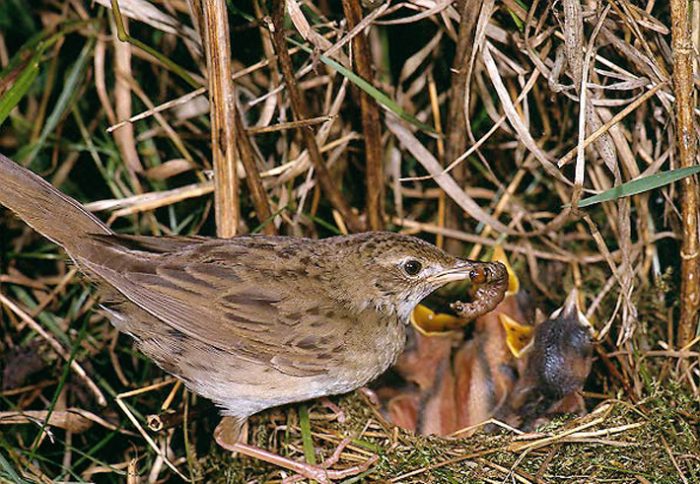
[[429, 260, 507, 286], [559, 288, 580, 319], [428, 263, 474, 285], [552, 288, 596, 335], [499, 313, 534, 358]]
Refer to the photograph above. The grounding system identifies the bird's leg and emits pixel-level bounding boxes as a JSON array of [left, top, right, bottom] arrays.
[[215, 419, 377, 484], [358, 386, 380, 407]]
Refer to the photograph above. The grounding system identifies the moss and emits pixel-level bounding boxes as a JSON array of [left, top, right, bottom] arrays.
[[201, 382, 700, 483]]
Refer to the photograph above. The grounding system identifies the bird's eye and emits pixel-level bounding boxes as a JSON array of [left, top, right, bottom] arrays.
[[403, 259, 422, 276]]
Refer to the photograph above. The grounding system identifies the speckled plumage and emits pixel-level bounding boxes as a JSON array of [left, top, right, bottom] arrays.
[[0, 153, 508, 435]]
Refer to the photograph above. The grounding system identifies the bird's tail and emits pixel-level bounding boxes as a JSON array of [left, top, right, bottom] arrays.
[[0, 153, 112, 251]]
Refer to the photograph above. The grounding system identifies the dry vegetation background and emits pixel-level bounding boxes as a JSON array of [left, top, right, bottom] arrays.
[[1, 0, 700, 482]]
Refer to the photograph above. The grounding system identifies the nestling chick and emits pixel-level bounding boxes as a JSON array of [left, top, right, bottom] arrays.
[[496, 289, 594, 430], [452, 247, 535, 435], [452, 291, 534, 434], [387, 326, 460, 434]]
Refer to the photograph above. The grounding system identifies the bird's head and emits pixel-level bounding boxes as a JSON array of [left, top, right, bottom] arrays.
[[527, 289, 595, 397], [326, 232, 508, 321]]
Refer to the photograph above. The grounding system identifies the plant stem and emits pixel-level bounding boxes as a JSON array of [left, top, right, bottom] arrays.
[[270, 0, 364, 233], [342, 0, 384, 230], [202, 0, 240, 237], [670, 0, 700, 346]]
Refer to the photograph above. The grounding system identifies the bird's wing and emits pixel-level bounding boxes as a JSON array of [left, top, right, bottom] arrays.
[[81, 235, 342, 377]]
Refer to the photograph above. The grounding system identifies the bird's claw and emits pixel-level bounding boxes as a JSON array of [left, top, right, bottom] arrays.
[[282, 437, 378, 483]]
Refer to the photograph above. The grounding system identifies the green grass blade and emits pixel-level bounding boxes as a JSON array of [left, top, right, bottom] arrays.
[[0, 451, 30, 484], [0, 20, 97, 129], [0, 55, 40, 126], [287, 37, 436, 134], [307, 214, 343, 235], [1, 0, 36, 35], [575, 165, 700, 208], [298, 404, 317, 465], [111, 0, 199, 88], [507, 9, 525, 31], [21, 38, 94, 164], [29, 316, 90, 457], [225, 0, 255, 22], [252, 205, 289, 234]]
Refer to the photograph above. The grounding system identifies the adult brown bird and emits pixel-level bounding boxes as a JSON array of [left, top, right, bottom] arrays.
[[0, 153, 508, 482]]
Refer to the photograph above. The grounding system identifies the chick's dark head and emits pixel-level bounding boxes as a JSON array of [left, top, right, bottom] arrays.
[[527, 289, 594, 399]]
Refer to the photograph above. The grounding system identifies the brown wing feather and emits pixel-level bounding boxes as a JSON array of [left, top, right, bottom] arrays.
[[82, 235, 339, 376]]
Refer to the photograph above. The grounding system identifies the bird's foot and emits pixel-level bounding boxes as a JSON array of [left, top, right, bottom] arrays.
[[216, 422, 377, 484], [281, 437, 378, 483], [358, 386, 380, 407], [319, 397, 346, 423]]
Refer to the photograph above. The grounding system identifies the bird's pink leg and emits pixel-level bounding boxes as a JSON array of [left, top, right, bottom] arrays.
[[319, 397, 346, 423], [281, 438, 378, 483], [216, 423, 377, 483], [358, 386, 380, 406]]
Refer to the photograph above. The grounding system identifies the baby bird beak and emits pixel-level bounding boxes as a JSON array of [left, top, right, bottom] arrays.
[[551, 288, 596, 337], [560, 288, 580, 319]]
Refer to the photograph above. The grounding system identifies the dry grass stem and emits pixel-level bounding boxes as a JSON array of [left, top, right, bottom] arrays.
[[342, 0, 384, 230], [670, 0, 700, 346], [201, 0, 239, 237]]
